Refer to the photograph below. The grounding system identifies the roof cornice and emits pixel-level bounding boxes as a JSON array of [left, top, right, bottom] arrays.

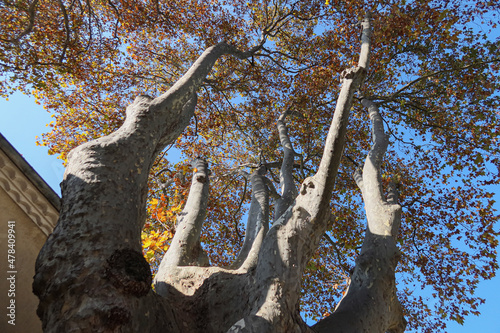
[[0, 133, 60, 236]]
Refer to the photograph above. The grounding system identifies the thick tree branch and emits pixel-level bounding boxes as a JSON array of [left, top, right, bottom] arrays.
[[358, 12, 372, 70], [358, 99, 400, 236], [358, 98, 389, 210], [313, 98, 405, 333], [226, 13, 373, 333], [312, 12, 372, 204], [124, 41, 265, 153], [274, 110, 299, 221], [33, 42, 257, 332], [156, 159, 210, 271], [231, 166, 271, 271]]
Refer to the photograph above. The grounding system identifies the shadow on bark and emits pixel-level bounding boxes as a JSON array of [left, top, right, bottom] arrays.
[[313, 219, 405, 331], [155, 268, 252, 332]]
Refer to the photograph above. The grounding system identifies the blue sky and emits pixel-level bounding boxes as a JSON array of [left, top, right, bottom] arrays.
[[0, 93, 499, 332]]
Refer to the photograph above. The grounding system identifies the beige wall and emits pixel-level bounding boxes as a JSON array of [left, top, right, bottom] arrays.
[[1, 187, 46, 333]]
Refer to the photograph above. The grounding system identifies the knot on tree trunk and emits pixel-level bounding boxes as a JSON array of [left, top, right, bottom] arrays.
[[340, 66, 366, 80], [105, 248, 152, 297]]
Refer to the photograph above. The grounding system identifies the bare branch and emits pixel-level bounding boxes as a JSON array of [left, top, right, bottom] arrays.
[[56, 0, 71, 63], [323, 233, 351, 274], [402, 59, 498, 97], [1, 0, 40, 43]]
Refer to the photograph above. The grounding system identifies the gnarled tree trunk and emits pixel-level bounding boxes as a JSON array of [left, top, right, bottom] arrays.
[[33, 14, 406, 333]]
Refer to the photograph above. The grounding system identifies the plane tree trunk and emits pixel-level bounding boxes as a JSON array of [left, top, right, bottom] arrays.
[[32, 42, 265, 332], [33, 14, 406, 333], [312, 98, 406, 333]]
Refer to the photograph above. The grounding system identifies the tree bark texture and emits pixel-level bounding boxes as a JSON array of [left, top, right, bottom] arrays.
[[33, 15, 406, 333], [312, 98, 406, 333]]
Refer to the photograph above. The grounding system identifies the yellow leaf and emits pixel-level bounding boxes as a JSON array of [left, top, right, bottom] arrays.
[[143, 238, 153, 248]]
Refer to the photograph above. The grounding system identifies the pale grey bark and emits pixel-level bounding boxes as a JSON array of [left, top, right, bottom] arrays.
[[313, 99, 405, 333], [358, 12, 372, 71], [356, 99, 402, 238], [33, 13, 406, 333], [274, 111, 299, 221], [231, 166, 271, 270], [156, 158, 210, 270], [228, 67, 367, 332], [33, 42, 261, 333], [225, 14, 372, 333]]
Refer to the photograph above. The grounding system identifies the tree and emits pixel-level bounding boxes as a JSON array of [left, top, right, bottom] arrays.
[[1, 0, 499, 332]]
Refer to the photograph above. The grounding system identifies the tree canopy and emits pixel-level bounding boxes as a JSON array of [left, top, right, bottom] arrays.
[[1, 0, 499, 331]]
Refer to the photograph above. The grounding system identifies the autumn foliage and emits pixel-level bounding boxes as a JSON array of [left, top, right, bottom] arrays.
[[1, 0, 499, 331]]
